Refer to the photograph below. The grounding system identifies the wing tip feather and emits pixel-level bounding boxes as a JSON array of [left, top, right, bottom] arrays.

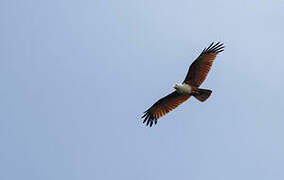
[[142, 110, 156, 127], [202, 42, 225, 54]]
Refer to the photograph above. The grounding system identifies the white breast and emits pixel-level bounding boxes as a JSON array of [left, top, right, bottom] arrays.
[[176, 83, 192, 94]]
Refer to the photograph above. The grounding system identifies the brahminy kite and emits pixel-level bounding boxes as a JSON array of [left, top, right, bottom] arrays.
[[142, 42, 224, 127]]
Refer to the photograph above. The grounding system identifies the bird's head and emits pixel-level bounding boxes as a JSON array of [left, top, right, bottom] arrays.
[[173, 83, 180, 89]]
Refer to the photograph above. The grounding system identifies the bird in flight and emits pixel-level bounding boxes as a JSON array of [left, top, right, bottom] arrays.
[[142, 42, 224, 127]]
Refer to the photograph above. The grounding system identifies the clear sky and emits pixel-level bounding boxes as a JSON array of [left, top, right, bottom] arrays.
[[1, 0, 284, 179]]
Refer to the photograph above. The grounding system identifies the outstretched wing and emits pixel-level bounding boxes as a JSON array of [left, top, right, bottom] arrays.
[[142, 91, 190, 127], [184, 42, 224, 87]]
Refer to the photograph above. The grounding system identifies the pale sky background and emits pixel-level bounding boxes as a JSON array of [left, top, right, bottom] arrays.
[[1, 0, 284, 180]]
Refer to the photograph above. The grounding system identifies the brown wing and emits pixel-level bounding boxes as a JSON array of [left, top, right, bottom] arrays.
[[183, 42, 224, 87], [142, 91, 190, 127]]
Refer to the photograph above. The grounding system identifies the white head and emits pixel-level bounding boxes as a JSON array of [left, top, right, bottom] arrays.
[[173, 83, 181, 90], [173, 83, 192, 94]]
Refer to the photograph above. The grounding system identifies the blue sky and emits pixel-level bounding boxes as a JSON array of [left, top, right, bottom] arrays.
[[1, 0, 284, 179]]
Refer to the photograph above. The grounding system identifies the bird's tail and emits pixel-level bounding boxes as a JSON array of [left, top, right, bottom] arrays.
[[193, 88, 212, 102]]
